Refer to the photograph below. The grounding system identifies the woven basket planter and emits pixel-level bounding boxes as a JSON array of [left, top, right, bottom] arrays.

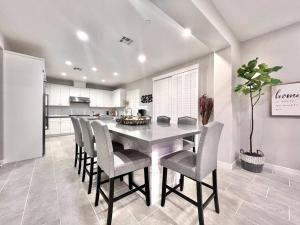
[[240, 149, 264, 173]]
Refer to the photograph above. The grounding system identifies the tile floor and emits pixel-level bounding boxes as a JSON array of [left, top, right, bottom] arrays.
[[1, 135, 300, 225]]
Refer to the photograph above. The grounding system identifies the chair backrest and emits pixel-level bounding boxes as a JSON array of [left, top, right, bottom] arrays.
[[178, 116, 197, 126], [91, 120, 115, 177], [157, 116, 171, 124], [79, 118, 95, 157], [71, 117, 83, 147], [195, 121, 224, 181]]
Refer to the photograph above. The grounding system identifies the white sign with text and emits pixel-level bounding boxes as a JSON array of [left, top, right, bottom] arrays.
[[272, 82, 300, 116]]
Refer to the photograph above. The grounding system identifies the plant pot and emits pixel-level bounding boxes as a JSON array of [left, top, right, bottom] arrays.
[[240, 149, 264, 173]]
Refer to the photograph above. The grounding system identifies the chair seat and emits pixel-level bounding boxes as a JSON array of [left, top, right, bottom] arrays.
[[161, 150, 196, 179], [182, 139, 195, 151], [114, 150, 151, 177]]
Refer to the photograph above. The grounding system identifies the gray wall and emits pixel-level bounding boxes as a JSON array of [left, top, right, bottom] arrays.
[[240, 23, 300, 170], [119, 55, 213, 117], [0, 46, 3, 162]]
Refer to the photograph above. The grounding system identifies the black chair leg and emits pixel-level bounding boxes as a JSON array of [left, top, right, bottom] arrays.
[[120, 176, 124, 182], [74, 144, 78, 167], [180, 174, 185, 191], [82, 152, 87, 182], [213, 169, 220, 213], [144, 167, 150, 206], [88, 157, 94, 194], [161, 167, 167, 207], [95, 166, 101, 207], [128, 172, 133, 190], [107, 178, 114, 225], [196, 181, 205, 225], [78, 147, 82, 174], [193, 146, 196, 153]]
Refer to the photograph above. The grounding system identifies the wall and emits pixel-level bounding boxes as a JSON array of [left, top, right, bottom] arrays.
[[240, 23, 300, 170], [0, 32, 5, 163], [120, 54, 214, 116]]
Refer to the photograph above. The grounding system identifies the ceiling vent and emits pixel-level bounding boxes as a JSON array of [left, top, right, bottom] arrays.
[[73, 67, 82, 71], [120, 36, 133, 45]]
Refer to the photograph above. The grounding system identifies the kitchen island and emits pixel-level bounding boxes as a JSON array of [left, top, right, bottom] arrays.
[[94, 119, 202, 205]]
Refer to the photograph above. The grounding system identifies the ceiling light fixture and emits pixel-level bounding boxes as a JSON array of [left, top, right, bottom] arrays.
[[61, 72, 67, 76], [76, 30, 89, 42], [91, 67, 97, 72], [101, 79, 106, 82], [65, 60, 72, 66], [182, 28, 192, 37], [83, 76, 87, 80], [113, 72, 119, 76], [138, 54, 146, 63]]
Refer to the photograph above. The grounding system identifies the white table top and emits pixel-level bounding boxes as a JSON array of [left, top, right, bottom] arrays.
[[94, 120, 202, 145]]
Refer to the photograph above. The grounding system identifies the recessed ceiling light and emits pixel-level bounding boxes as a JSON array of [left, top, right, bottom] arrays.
[[83, 76, 87, 80], [138, 54, 146, 63], [65, 60, 72, 66], [61, 72, 67, 76], [76, 30, 89, 42], [113, 72, 119, 76], [91, 67, 97, 72], [101, 79, 106, 82], [182, 28, 192, 37]]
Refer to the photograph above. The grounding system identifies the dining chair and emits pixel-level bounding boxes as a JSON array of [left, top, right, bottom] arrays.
[[71, 116, 84, 174], [178, 116, 198, 153], [91, 120, 151, 225], [160, 121, 224, 225], [157, 116, 171, 124], [80, 118, 125, 194]]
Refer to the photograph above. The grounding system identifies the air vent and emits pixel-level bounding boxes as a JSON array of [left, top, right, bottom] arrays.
[[120, 36, 133, 45], [73, 67, 82, 71]]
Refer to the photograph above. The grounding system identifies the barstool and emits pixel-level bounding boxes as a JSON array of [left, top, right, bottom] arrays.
[[80, 118, 125, 194], [71, 116, 84, 174], [91, 120, 151, 225], [157, 116, 171, 124], [178, 116, 198, 153], [160, 121, 224, 225]]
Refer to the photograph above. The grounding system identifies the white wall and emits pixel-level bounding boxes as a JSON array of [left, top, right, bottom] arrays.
[[120, 55, 213, 117], [240, 23, 300, 170], [0, 31, 4, 162]]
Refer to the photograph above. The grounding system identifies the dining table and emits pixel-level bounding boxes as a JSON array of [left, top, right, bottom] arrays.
[[93, 118, 202, 205]]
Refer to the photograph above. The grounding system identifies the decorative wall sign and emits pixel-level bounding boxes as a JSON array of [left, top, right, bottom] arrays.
[[141, 94, 152, 103], [271, 82, 300, 116]]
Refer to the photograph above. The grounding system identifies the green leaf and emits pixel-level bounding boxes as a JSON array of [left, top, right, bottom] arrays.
[[234, 84, 243, 92], [272, 66, 283, 72], [247, 58, 258, 70], [270, 78, 282, 85]]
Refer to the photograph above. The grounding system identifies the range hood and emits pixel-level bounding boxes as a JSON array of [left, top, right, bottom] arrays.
[[69, 96, 90, 103]]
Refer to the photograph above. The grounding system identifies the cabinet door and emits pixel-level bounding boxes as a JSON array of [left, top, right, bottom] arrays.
[[97, 90, 103, 107], [48, 118, 60, 135], [80, 88, 90, 98], [102, 90, 112, 107], [89, 89, 98, 107], [70, 87, 80, 97], [112, 90, 119, 107], [49, 84, 61, 106], [61, 118, 71, 134], [60, 85, 70, 106]]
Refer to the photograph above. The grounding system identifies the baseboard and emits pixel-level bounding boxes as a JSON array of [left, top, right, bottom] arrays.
[[264, 162, 300, 176], [217, 160, 237, 170]]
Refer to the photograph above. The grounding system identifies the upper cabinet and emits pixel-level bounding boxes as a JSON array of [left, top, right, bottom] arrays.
[[112, 89, 126, 107], [46, 83, 125, 108]]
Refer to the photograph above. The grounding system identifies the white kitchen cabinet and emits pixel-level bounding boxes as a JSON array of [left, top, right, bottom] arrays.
[[69, 87, 80, 97], [48, 118, 61, 135], [60, 118, 71, 134], [48, 84, 61, 106], [60, 85, 70, 106], [102, 90, 112, 107], [80, 88, 90, 98], [112, 89, 126, 107], [89, 89, 98, 107]]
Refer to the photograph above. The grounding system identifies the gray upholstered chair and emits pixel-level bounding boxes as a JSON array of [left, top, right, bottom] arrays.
[[157, 116, 171, 124], [160, 121, 224, 225], [71, 117, 84, 174], [80, 118, 125, 194], [91, 120, 151, 225], [178, 116, 198, 153]]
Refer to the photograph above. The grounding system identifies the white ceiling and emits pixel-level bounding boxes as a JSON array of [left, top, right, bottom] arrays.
[[0, 0, 213, 86], [211, 0, 300, 41]]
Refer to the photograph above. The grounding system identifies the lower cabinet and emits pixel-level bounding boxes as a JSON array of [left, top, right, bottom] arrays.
[[46, 118, 73, 136]]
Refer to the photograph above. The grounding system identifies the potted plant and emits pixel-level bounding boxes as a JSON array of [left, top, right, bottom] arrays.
[[234, 58, 282, 173]]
